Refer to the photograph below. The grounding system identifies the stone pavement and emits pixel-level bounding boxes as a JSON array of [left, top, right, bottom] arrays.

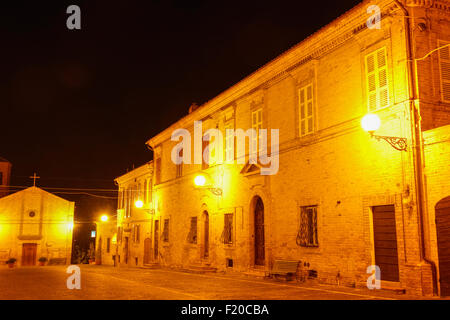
[[0, 264, 440, 300]]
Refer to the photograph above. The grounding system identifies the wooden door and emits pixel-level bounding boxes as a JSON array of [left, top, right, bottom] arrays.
[[143, 238, 151, 265], [124, 237, 129, 264], [254, 197, 265, 266], [22, 243, 37, 266], [436, 197, 450, 296], [154, 220, 159, 260], [203, 211, 209, 259], [372, 205, 399, 282]]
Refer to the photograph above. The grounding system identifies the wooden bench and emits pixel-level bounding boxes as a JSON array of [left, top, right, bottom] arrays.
[[270, 260, 299, 280]]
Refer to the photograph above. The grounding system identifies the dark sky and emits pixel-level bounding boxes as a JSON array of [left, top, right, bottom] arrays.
[[1, 0, 361, 192]]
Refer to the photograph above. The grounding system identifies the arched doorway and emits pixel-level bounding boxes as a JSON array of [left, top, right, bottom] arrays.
[[436, 196, 450, 296], [253, 196, 265, 266], [203, 211, 209, 259]]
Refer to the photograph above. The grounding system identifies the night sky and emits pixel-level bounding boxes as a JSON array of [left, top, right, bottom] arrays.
[[1, 0, 361, 204]]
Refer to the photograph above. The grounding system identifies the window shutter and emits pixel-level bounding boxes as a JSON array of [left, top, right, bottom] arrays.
[[366, 47, 389, 111], [439, 41, 450, 102]]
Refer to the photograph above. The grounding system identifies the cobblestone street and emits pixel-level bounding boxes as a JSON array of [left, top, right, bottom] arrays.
[[0, 265, 433, 300]]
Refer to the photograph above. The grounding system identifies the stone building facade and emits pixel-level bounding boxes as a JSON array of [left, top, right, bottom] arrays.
[[0, 187, 74, 265], [114, 163, 154, 267], [95, 219, 117, 266], [117, 0, 450, 296]]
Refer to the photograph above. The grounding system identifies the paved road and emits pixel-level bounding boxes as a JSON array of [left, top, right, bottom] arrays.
[[0, 265, 427, 300]]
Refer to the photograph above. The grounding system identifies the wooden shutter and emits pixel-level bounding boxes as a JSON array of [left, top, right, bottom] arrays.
[[372, 205, 399, 282], [439, 41, 450, 102], [366, 47, 389, 111]]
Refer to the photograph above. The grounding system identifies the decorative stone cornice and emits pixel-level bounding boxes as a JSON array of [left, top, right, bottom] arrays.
[[145, 0, 403, 147]]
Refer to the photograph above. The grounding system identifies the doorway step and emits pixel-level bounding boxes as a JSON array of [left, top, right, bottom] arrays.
[[243, 267, 268, 279], [142, 262, 161, 269], [181, 262, 217, 274]]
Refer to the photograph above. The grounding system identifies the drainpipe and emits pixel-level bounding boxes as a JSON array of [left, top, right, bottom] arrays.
[[393, 0, 437, 295]]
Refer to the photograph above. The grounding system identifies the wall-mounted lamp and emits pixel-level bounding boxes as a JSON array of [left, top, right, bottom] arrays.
[[361, 114, 407, 151], [194, 174, 223, 196], [134, 200, 144, 208]]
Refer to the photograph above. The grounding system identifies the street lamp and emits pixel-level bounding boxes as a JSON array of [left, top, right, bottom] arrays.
[[135, 200, 144, 208], [361, 114, 408, 151], [100, 215, 108, 222], [193, 174, 223, 196]]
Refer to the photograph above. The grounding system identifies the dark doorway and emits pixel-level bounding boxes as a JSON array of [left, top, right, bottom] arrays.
[[124, 237, 129, 264], [436, 196, 450, 296], [203, 211, 209, 259], [372, 205, 399, 282], [22, 243, 37, 266], [154, 220, 159, 260], [254, 197, 265, 266], [144, 238, 151, 265]]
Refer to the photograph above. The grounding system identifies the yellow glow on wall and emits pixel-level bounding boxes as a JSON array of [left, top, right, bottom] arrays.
[[361, 114, 381, 133], [194, 175, 206, 187]]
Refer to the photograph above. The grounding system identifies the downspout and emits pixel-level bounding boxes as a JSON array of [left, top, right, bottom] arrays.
[[393, 0, 437, 295]]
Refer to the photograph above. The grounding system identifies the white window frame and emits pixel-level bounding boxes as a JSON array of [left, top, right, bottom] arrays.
[[298, 84, 314, 137], [365, 47, 389, 111], [251, 109, 263, 154]]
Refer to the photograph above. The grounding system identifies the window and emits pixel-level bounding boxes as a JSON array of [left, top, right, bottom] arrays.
[[133, 224, 140, 243], [439, 40, 450, 102], [155, 158, 162, 185], [176, 149, 183, 178], [225, 123, 234, 162], [297, 206, 318, 247], [202, 135, 210, 169], [251, 109, 263, 154], [163, 219, 169, 242], [299, 84, 314, 136], [365, 47, 389, 111], [222, 213, 233, 244], [187, 217, 198, 244], [106, 238, 111, 253]]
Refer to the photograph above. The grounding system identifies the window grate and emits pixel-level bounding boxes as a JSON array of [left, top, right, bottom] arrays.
[[297, 206, 318, 247]]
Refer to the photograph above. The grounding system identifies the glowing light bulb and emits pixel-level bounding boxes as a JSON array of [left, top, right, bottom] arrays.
[[361, 114, 381, 133], [194, 175, 206, 187], [135, 200, 144, 208], [100, 215, 108, 222]]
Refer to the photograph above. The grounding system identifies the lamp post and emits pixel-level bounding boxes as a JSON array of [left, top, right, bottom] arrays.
[[361, 114, 408, 151], [194, 173, 223, 196]]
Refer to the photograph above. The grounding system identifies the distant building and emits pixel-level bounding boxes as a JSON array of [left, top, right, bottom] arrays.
[[0, 187, 74, 266], [0, 157, 12, 198], [95, 218, 117, 266], [114, 162, 154, 267]]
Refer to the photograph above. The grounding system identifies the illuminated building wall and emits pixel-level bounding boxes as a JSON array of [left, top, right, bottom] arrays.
[[114, 162, 153, 267], [117, 0, 450, 295], [0, 187, 74, 265], [95, 219, 117, 266]]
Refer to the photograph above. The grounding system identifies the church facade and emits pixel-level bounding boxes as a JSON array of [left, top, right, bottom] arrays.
[[0, 187, 74, 266], [0, 157, 12, 198]]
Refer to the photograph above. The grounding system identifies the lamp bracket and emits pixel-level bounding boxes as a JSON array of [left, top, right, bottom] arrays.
[[372, 134, 408, 151]]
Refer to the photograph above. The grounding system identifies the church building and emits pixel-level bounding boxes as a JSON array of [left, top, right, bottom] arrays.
[[0, 186, 75, 266], [0, 157, 12, 198]]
